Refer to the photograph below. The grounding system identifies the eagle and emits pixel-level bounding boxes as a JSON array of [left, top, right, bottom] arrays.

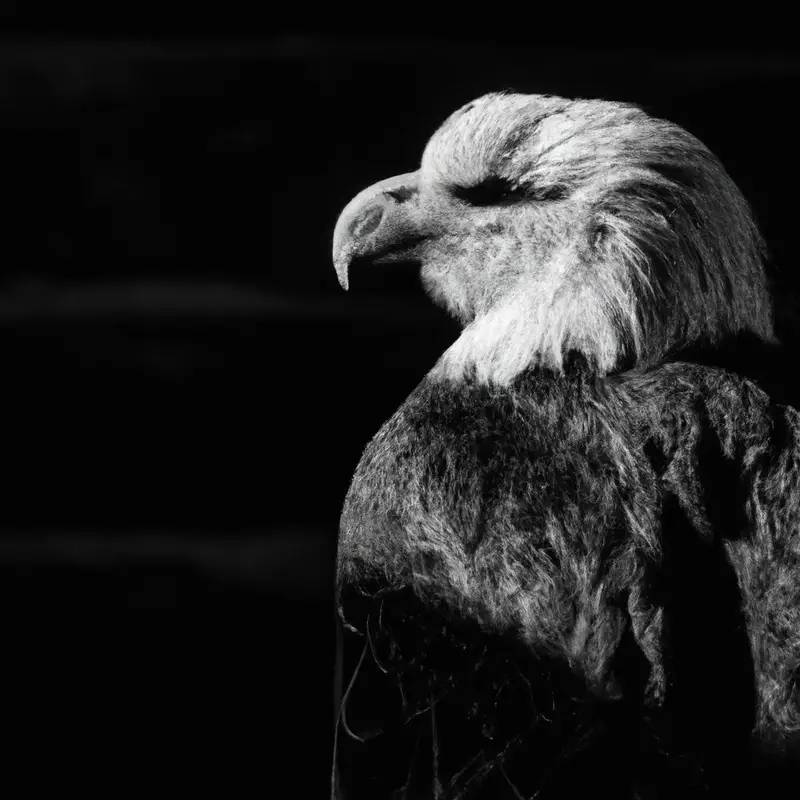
[[330, 92, 800, 799]]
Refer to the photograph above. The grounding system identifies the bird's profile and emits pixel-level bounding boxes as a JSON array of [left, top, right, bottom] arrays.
[[331, 92, 800, 799]]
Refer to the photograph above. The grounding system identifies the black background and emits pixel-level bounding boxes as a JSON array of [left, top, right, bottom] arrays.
[[0, 18, 799, 796]]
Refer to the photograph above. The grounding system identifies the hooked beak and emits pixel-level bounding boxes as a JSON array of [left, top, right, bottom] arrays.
[[332, 171, 423, 291]]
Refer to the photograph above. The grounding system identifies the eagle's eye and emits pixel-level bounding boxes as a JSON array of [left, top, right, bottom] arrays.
[[451, 176, 527, 207], [452, 177, 568, 206]]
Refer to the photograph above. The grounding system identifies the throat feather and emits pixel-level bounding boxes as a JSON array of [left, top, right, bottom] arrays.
[[433, 287, 635, 385]]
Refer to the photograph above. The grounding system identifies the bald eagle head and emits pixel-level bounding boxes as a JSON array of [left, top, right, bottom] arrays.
[[333, 92, 774, 383]]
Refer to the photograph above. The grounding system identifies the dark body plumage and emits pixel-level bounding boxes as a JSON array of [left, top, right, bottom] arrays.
[[333, 359, 800, 798]]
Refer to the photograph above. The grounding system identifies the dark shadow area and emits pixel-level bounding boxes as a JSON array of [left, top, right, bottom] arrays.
[[334, 570, 758, 799]]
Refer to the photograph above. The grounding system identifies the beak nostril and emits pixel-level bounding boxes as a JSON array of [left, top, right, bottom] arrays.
[[352, 205, 384, 238]]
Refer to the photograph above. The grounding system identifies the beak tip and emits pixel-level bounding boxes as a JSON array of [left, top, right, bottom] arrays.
[[333, 254, 350, 292]]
